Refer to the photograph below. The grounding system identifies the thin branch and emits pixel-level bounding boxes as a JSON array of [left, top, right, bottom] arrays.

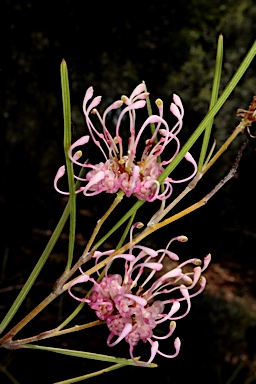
[[7, 320, 104, 348]]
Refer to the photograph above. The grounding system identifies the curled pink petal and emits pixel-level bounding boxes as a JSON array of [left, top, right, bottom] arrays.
[[156, 301, 181, 324], [129, 341, 158, 367], [83, 86, 94, 110], [107, 323, 133, 347], [202, 254, 211, 272], [83, 171, 105, 195], [170, 102, 182, 120], [129, 83, 146, 100], [156, 337, 181, 358], [153, 321, 176, 340], [116, 293, 147, 307]]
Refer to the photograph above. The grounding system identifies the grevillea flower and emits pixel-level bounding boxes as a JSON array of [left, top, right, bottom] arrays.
[[55, 84, 197, 201], [69, 224, 210, 365]]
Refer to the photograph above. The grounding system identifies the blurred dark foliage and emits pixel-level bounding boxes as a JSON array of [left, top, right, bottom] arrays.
[[1, 0, 256, 383]]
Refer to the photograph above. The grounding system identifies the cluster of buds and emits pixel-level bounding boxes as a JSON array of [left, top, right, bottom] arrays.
[[55, 84, 197, 201], [69, 225, 210, 365]]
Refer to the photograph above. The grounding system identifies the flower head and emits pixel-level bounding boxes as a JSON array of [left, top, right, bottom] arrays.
[[55, 84, 197, 201], [69, 226, 210, 365]]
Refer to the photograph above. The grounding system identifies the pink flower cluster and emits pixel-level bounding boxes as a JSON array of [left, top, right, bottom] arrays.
[[55, 84, 197, 201], [69, 226, 210, 365]]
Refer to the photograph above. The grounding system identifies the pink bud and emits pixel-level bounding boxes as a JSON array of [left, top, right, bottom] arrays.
[[193, 266, 202, 285], [130, 83, 146, 100], [202, 253, 211, 271], [139, 262, 163, 271], [200, 276, 206, 289], [174, 337, 181, 353], [161, 268, 182, 280], [170, 103, 181, 120], [137, 92, 150, 100], [118, 293, 147, 307], [83, 86, 94, 108], [87, 95, 102, 111], [173, 94, 182, 109], [69, 135, 90, 154], [55, 165, 65, 179], [145, 115, 163, 125], [180, 285, 189, 300], [131, 100, 146, 109]]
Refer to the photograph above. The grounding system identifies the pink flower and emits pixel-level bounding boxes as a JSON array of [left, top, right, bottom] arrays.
[[69, 225, 210, 365], [55, 84, 197, 201]]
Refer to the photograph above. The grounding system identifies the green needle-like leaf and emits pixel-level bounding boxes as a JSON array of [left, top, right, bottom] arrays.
[[158, 38, 256, 183], [61, 60, 76, 271], [24, 344, 157, 367], [54, 363, 127, 383], [198, 34, 223, 171], [0, 202, 70, 335]]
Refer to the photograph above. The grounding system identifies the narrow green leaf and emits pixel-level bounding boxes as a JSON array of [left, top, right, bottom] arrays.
[[57, 302, 85, 331], [60, 60, 76, 271], [198, 34, 223, 171], [54, 363, 126, 383], [24, 344, 157, 367], [158, 39, 256, 183], [115, 211, 136, 250], [0, 203, 70, 335]]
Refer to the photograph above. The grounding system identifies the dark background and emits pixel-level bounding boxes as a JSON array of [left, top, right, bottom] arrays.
[[1, 0, 256, 383]]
